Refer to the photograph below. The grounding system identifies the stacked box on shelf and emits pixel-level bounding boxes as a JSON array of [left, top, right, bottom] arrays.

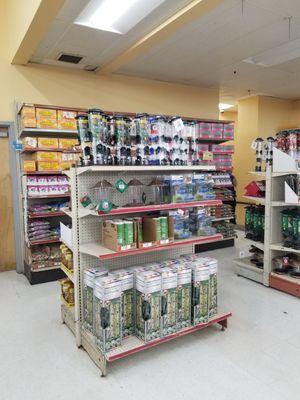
[[27, 175, 69, 196]]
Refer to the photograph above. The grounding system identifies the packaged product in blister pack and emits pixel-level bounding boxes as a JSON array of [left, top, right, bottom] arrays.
[[135, 271, 161, 343], [82, 268, 108, 332], [174, 263, 192, 330], [93, 276, 123, 353], [191, 263, 210, 325]]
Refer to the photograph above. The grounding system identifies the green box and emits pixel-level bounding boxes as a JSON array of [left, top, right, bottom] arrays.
[[191, 265, 210, 325], [175, 264, 192, 330], [157, 267, 178, 336]]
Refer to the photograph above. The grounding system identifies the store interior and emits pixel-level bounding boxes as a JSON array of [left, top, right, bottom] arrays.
[[1, 1, 300, 399]]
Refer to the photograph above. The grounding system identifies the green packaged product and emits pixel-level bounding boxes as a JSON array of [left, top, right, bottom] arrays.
[[153, 217, 162, 241], [110, 220, 124, 245], [191, 263, 210, 325], [83, 268, 108, 333], [175, 264, 192, 330], [157, 267, 178, 336], [111, 270, 134, 338], [134, 217, 143, 243], [93, 276, 122, 353], [124, 220, 134, 245], [135, 271, 161, 343], [160, 217, 169, 240], [196, 257, 218, 318]]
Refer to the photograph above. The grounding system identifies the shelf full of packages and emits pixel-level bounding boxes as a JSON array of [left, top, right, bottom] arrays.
[[60, 164, 232, 377], [12, 102, 81, 283]]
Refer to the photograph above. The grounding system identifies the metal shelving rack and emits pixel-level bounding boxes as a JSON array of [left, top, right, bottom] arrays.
[[61, 165, 232, 376], [234, 147, 300, 296], [11, 102, 80, 282]]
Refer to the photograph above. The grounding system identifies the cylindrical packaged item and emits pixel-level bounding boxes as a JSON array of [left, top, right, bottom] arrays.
[[93, 276, 122, 353], [134, 217, 143, 243], [160, 216, 169, 240], [124, 220, 134, 245], [83, 268, 108, 333]]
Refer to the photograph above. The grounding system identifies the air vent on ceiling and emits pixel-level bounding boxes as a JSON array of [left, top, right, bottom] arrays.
[[57, 53, 83, 64]]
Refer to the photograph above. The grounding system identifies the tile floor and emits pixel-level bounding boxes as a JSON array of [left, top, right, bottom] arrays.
[[0, 240, 299, 400]]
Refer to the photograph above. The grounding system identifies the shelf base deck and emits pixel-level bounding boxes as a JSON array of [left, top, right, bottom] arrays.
[[269, 272, 300, 298], [234, 257, 264, 284], [61, 305, 231, 377]]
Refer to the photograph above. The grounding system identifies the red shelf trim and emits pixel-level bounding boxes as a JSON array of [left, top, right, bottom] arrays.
[[97, 200, 222, 216], [98, 234, 223, 260], [107, 312, 232, 361]]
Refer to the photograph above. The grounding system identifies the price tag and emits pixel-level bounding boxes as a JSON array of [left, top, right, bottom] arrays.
[[13, 140, 23, 151], [142, 242, 153, 248], [203, 151, 213, 161], [160, 239, 170, 245], [121, 245, 131, 251], [173, 118, 184, 132]]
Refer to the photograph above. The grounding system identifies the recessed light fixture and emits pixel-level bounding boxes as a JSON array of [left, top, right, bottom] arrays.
[[75, 0, 165, 34], [243, 37, 300, 67], [219, 103, 233, 112]]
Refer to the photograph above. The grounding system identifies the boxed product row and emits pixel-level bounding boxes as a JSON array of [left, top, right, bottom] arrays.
[[27, 175, 70, 196], [27, 220, 60, 243], [103, 216, 174, 251], [82, 174, 216, 212], [23, 153, 80, 172], [23, 136, 79, 150], [21, 105, 78, 130], [82, 254, 218, 353], [25, 243, 61, 270], [28, 200, 70, 215]]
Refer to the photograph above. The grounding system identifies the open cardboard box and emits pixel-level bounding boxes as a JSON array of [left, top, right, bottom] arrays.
[[142, 216, 174, 246], [102, 220, 138, 252]]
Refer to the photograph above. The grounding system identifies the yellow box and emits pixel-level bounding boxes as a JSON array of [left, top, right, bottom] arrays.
[[60, 161, 72, 170], [58, 138, 79, 149], [37, 161, 61, 171], [22, 117, 37, 128], [36, 119, 58, 129], [37, 137, 59, 149], [23, 137, 37, 149], [36, 108, 57, 120], [35, 151, 59, 162], [21, 105, 36, 119], [58, 120, 77, 130], [23, 160, 36, 172]]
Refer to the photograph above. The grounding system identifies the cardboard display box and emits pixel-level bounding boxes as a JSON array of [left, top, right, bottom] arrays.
[[142, 216, 174, 245], [102, 220, 137, 252], [23, 160, 36, 172], [37, 137, 59, 149], [57, 110, 77, 131]]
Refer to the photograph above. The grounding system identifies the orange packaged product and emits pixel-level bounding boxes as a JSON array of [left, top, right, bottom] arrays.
[[58, 138, 79, 149], [34, 151, 59, 162], [37, 137, 59, 149], [57, 110, 77, 131], [23, 160, 36, 172], [37, 161, 60, 171]]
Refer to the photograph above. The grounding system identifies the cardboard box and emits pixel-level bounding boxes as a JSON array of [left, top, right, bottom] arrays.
[[57, 110, 77, 131], [58, 138, 79, 149], [37, 161, 60, 171], [175, 264, 192, 329], [60, 161, 72, 170], [23, 160, 36, 172], [142, 216, 174, 245], [36, 108, 57, 120], [191, 264, 210, 325], [37, 137, 59, 149], [135, 271, 161, 342], [23, 137, 37, 149], [157, 267, 178, 336], [102, 220, 137, 252], [22, 117, 37, 128], [32, 151, 60, 162], [93, 276, 122, 352], [21, 105, 36, 119], [36, 119, 58, 129]]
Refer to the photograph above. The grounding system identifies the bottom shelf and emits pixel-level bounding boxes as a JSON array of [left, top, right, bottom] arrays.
[[234, 256, 264, 284], [61, 305, 231, 376], [105, 312, 231, 362], [269, 272, 300, 298], [24, 262, 66, 284]]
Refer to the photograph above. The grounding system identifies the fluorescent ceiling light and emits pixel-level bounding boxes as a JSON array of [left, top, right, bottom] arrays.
[[219, 103, 233, 111], [243, 37, 300, 67], [75, 0, 165, 34]]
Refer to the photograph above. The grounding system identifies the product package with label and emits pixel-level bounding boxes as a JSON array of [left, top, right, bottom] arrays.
[[83, 268, 108, 332], [93, 276, 122, 353], [191, 261, 210, 325], [157, 267, 178, 336], [135, 271, 161, 342], [174, 263, 192, 329]]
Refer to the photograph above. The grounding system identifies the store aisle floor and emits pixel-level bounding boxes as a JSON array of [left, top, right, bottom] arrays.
[[1, 244, 300, 400]]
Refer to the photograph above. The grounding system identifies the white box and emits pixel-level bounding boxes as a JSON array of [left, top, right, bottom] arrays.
[[60, 222, 73, 250]]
